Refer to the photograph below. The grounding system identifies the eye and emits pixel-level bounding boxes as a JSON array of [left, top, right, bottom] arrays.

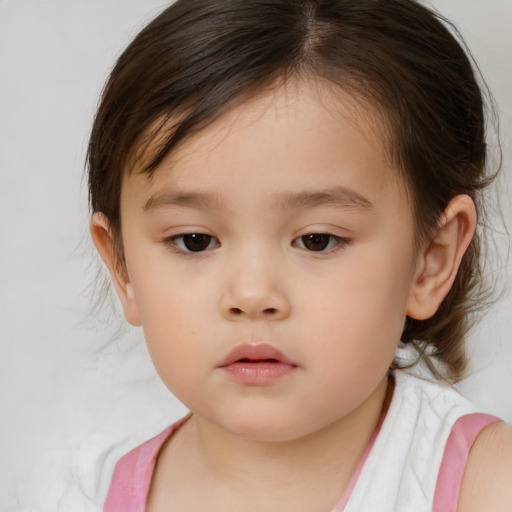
[[293, 233, 346, 252], [168, 233, 219, 253]]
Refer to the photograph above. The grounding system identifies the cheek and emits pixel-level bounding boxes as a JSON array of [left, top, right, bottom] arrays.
[[300, 249, 414, 367], [127, 261, 212, 380], [129, 245, 207, 327]]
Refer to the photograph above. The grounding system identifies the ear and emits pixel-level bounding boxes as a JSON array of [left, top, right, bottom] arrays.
[[90, 213, 141, 326], [406, 195, 477, 320]]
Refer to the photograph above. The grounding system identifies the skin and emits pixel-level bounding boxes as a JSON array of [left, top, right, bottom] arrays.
[[457, 421, 512, 511], [90, 79, 508, 511]]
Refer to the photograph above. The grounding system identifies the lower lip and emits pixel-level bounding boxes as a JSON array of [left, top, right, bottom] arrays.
[[220, 361, 297, 384]]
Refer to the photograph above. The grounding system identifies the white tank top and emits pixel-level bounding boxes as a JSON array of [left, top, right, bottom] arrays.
[[104, 370, 500, 512], [343, 370, 497, 511]]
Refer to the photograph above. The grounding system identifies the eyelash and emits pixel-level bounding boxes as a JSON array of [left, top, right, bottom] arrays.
[[165, 232, 349, 255]]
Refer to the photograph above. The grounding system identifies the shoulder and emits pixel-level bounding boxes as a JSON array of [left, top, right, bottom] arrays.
[[457, 421, 512, 512]]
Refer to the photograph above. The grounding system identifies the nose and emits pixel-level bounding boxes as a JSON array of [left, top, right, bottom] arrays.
[[219, 252, 291, 321]]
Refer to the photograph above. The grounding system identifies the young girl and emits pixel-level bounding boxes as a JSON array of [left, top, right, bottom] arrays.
[[87, 0, 512, 510]]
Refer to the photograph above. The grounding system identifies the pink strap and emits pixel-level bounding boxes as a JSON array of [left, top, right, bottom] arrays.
[[432, 413, 501, 512], [103, 416, 190, 512]]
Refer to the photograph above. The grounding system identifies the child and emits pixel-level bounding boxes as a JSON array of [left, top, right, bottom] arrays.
[[87, 0, 512, 510]]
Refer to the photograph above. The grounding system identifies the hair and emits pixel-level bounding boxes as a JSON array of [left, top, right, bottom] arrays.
[[87, 0, 498, 382]]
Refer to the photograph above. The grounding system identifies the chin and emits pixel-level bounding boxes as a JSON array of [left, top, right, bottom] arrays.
[[217, 410, 315, 443]]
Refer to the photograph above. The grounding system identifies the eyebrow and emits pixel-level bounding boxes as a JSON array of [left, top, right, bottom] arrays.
[[274, 186, 374, 211], [143, 191, 225, 211], [143, 185, 374, 212]]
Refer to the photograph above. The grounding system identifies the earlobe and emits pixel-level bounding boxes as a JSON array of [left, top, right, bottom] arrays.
[[90, 213, 141, 326], [406, 195, 477, 320]]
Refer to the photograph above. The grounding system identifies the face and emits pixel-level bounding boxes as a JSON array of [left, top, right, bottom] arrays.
[[116, 80, 420, 441]]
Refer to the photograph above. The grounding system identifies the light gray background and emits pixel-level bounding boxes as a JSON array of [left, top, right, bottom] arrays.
[[0, 1, 510, 510]]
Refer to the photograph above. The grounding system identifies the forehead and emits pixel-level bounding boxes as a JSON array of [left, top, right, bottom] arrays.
[[122, 79, 407, 212]]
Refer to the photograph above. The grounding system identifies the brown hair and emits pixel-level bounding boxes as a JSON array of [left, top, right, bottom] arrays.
[[87, 0, 497, 381]]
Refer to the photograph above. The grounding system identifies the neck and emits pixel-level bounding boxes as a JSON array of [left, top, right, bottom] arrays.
[[170, 375, 392, 508]]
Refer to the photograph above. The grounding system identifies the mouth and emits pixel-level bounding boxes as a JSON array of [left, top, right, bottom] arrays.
[[218, 343, 298, 385]]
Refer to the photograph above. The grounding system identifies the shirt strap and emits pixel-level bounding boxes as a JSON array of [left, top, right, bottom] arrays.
[[103, 415, 190, 512], [432, 412, 501, 512]]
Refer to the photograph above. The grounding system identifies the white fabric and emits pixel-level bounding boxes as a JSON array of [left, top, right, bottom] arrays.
[[342, 371, 475, 512]]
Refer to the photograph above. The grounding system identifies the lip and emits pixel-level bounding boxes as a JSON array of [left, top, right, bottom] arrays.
[[218, 343, 298, 385]]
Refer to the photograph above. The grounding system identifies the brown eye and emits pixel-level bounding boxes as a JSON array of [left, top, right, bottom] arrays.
[[294, 233, 347, 253], [172, 233, 217, 252], [300, 234, 332, 251]]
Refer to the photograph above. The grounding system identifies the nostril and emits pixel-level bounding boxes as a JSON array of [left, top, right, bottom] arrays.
[[263, 308, 277, 315], [229, 307, 243, 315]]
